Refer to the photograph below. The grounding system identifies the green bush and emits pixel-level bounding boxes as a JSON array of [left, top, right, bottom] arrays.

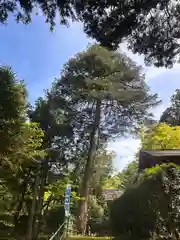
[[110, 163, 180, 240]]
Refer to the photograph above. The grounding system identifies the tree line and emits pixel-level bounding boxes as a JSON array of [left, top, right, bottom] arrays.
[[0, 44, 163, 239], [1, 2, 180, 239]]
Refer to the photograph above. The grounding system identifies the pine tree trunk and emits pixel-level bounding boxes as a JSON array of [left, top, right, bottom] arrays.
[[77, 100, 101, 234], [26, 170, 40, 240], [33, 160, 48, 239]]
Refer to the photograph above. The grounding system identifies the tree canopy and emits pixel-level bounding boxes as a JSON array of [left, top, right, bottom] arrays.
[[1, 1, 180, 67], [0, 66, 47, 240], [140, 123, 180, 150], [0, 66, 27, 163], [82, 0, 180, 68]]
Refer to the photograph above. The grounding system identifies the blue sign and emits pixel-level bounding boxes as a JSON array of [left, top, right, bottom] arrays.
[[64, 184, 71, 216]]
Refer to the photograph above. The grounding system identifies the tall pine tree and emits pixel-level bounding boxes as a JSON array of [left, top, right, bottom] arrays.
[[48, 44, 160, 233]]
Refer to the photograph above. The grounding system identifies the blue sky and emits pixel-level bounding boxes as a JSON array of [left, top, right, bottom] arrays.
[[0, 14, 180, 171], [0, 14, 91, 102]]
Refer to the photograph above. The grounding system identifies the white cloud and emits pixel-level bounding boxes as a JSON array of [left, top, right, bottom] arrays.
[[107, 138, 140, 171], [120, 42, 180, 81]]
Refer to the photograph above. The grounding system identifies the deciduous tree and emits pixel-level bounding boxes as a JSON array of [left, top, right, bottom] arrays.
[[0, 122, 45, 240], [140, 123, 180, 150]]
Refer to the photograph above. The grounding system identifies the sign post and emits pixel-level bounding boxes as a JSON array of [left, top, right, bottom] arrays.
[[64, 184, 71, 239]]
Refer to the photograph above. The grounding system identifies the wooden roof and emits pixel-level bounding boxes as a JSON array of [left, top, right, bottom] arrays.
[[102, 189, 123, 201], [139, 150, 180, 171], [140, 150, 180, 156]]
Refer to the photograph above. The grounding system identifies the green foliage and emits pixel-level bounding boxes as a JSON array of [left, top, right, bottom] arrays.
[[160, 89, 180, 126], [90, 149, 115, 194], [81, 1, 180, 67], [139, 163, 180, 181], [88, 196, 104, 219], [0, 66, 26, 116], [0, 45, 161, 238], [0, 66, 47, 239], [140, 123, 180, 150], [0, 0, 77, 26], [87, 195, 110, 236], [104, 158, 138, 192], [0, 66, 27, 165], [45, 179, 80, 202], [117, 160, 138, 189], [45, 179, 67, 198], [1, 1, 180, 67], [0, 121, 45, 240], [16, 122, 45, 162], [50, 44, 159, 142], [103, 175, 122, 190], [110, 121, 180, 240], [110, 164, 180, 240]]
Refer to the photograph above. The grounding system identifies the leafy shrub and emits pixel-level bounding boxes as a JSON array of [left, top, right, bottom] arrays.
[[110, 163, 180, 240]]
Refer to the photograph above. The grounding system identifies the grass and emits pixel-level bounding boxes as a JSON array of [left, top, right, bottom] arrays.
[[68, 236, 111, 240]]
